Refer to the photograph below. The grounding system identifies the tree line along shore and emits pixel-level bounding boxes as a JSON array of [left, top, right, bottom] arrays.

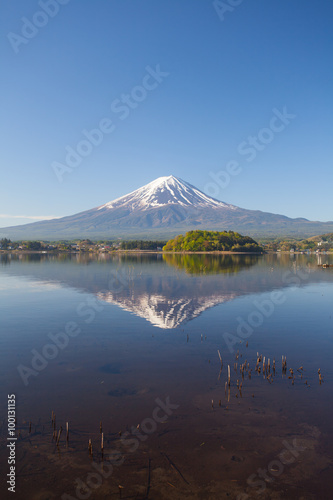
[[1, 231, 332, 254]]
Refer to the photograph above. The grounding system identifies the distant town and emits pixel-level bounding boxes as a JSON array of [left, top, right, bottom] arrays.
[[0, 238, 166, 253]]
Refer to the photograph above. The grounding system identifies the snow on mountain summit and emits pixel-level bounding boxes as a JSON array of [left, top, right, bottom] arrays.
[[98, 175, 235, 211]]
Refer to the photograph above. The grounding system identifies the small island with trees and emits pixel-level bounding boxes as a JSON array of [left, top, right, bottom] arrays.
[[162, 230, 264, 253]]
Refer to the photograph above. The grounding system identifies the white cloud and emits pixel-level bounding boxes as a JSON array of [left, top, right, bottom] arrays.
[[0, 214, 60, 220]]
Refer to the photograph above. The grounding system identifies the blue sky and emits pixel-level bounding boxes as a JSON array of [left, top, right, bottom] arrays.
[[1, 0, 332, 228]]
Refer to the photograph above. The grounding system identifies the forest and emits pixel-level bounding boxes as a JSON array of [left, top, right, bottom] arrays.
[[163, 230, 264, 252]]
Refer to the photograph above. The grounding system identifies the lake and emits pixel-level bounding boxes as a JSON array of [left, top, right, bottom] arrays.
[[0, 252, 332, 499]]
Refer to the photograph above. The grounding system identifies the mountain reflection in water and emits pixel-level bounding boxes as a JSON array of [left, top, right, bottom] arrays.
[[0, 252, 331, 329]]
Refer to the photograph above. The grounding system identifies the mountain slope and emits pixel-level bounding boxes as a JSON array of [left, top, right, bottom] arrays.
[[1, 175, 333, 239]]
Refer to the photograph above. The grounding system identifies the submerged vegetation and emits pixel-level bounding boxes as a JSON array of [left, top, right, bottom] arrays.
[[162, 230, 264, 253]]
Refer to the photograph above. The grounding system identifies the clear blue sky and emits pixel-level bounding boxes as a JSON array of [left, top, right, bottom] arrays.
[[1, 0, 332, 228]]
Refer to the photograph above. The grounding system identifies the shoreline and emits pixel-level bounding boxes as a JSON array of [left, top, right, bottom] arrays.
[[0, 249, 265, 255], [1, 249, 331, 256]]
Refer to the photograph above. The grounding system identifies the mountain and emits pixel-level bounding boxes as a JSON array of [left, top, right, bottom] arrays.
[[99, 175, 235, 211], [1, 175, 333, 239]]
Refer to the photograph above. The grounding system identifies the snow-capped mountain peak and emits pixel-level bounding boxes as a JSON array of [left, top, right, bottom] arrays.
[[98, 175, 235, 211], [4, 175, 332, 240]]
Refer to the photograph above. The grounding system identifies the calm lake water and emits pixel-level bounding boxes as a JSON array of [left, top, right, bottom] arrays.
[[0, 252, 332, 500]]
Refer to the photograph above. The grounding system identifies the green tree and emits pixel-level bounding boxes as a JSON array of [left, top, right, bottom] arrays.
[[0, 238, 11, 249]]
